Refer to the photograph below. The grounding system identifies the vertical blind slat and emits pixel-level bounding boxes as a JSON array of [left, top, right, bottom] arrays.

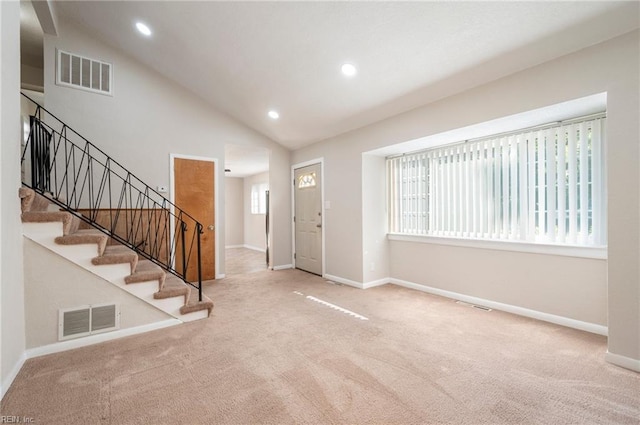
[[546, 128, 556, 242], [509, 135, 518, 239], [568, 124, 578, 243], [557, 126, 567, 243], [501, 137, 509, 238], [579, 121, 589, 244], [592, 120, 602, 245]]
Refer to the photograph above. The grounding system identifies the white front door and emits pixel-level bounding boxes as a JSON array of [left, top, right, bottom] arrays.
[[294, 163, 322, 275]]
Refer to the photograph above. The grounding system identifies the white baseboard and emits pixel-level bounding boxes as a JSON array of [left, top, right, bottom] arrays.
[[605, 351, 640, 372], [389, 278, 608, 336], [322, 274, 388, 290], [273, 264, 293, 271], [226, 245, 266, 252], [363, 278, 389, 289], [216, 273, 226, 279], [243, 244, 266, 253], [1, 352, 28, 401], [26, 319, 181, 359], [323, 274, 364, 289]]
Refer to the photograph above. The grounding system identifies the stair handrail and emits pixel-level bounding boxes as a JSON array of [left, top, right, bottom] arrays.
[[20, 92, 205, 302]]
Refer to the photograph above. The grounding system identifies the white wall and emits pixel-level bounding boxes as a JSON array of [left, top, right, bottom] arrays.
[[224, 177, 244, 247], [362, 154, 389, 284], [42, 19, 292, 274], [292, 31, 640, 366], [21, 63, 43, 91], [244, 172, 269, 251], [23, 239, 170, 348], [0, 0, 26, 399]]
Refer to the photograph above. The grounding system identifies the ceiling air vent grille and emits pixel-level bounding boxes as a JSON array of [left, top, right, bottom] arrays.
[[59, 303, 120, 341], [56, 49, 113, 95]]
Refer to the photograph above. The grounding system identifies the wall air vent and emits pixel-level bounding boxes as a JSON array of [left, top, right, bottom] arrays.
[[56, 49, 113, 96], [59, 303, 120, 341]]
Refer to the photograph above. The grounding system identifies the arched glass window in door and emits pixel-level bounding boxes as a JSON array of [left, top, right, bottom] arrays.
[[298, 172, 316, 188]]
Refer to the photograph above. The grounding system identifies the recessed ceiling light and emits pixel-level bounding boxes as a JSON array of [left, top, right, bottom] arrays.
[[136, 22, 152, 36], [341, 63, 357, 77], [268, 110, 280, 120]]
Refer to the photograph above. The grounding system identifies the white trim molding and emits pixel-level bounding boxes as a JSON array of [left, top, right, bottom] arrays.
[[243, 244, 266, 253], [1, 352, 28, 401], [323, 274, 389, 289], [26, 319, 181, 359], [389, 278, 608, 336], [388, 234, 607, 260], [363, 278, 389, 289], [273, 264, 293, 271], [605, 352, 640, 372], [323, 273, 364, 289]]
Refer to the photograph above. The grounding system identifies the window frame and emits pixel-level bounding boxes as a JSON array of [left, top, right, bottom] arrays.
[[386, 113, 607, 259]]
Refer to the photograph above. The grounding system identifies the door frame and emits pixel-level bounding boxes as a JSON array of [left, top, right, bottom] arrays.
[[169, 153, 222, 279], [291, 158, 325, 276]]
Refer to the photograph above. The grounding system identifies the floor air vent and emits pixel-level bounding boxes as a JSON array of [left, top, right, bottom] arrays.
[[455, 300, 492, 312], [59, 303, 120, 340]]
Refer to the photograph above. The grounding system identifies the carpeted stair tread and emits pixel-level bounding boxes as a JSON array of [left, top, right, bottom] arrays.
[[92, 245, 138, 272], [19, 187, 36, 213], [154, 276, 190, 302], [19, 188, 60, 213], [21, 210, 76, 235], [55, 231, 109, 255], [125, 260, 166, 285], [180, 290, 214, 317]]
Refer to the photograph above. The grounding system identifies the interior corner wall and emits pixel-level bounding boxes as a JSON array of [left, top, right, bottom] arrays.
[[42, 19, 291, 273], [292, 30, 640, 363], [224, 177, 244, 247], [362, 154, 389, 284], [1, 0, 26, 399], [243, 172, 269, 251]]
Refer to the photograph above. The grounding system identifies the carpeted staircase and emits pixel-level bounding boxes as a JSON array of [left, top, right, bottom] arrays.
[[19, 187, 213, 322]]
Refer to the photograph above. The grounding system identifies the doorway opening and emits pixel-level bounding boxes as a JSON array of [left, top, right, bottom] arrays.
[[224, 145, 270, 276]]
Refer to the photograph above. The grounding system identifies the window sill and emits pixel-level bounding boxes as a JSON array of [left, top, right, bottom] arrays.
[[387, 233, 607, 260]]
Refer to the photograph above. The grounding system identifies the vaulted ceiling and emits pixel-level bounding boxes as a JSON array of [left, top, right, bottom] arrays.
[[44, 1, 640, 150]]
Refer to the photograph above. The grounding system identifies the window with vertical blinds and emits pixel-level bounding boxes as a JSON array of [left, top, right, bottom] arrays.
[[387, 115, 606, 247]]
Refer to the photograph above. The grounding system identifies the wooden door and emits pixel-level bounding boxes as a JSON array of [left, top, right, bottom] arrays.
[[174, 157, 215, 281], [294, 163, 322, 275]]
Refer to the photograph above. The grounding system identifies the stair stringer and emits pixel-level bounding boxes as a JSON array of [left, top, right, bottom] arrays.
[[22, 221, 208, 322]]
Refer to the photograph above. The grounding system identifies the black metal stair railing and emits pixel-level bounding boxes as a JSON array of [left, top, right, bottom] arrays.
[[20, 92, 205, 301]]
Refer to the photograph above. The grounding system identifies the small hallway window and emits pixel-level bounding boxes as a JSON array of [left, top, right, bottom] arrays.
[[251, 183, 268, 214]]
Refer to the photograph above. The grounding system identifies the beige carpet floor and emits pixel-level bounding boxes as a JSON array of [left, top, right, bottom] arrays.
[[2, 269, 639, 424], [226, 247, 268, 276]]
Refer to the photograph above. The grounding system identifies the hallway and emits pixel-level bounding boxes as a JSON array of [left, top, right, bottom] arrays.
[[225, 247, 267, 276]]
